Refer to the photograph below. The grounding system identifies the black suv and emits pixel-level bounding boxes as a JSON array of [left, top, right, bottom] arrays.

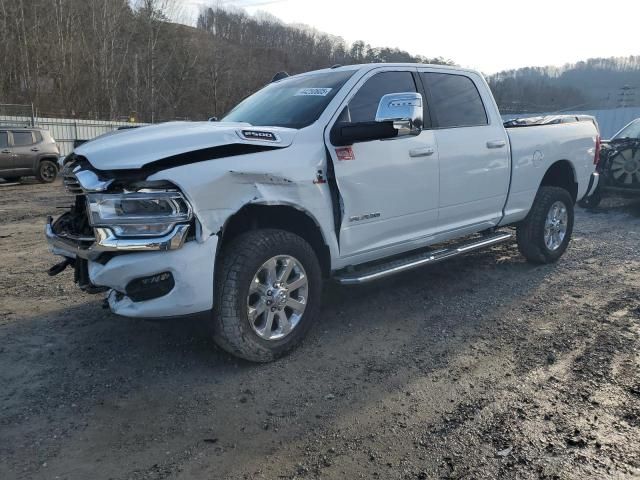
[[0, 127, 60, 183]]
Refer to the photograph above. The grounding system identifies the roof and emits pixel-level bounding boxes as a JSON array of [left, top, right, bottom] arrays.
[[294, 62, 479, 78]]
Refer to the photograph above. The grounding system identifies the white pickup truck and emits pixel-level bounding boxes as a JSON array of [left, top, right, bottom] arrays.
[[46, 63, 600, 361]]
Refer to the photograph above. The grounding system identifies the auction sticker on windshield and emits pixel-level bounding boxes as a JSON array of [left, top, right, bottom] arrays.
[[295, 88, 332, 96]]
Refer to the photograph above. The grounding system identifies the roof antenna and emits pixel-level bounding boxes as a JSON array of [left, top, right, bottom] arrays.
[[271, 71, 289, 83], [330, 64, 342, 69]]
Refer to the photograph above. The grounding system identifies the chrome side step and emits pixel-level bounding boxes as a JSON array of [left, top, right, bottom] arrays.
[[335, 231, 513, 285]]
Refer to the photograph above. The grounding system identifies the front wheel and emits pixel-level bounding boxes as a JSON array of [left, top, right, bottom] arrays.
[[212, 229, 322, 362], [517, 186, 574, 264]]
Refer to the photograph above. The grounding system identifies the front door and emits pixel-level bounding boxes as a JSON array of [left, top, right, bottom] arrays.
[[325, 69, 440, 261], [0, 131, 14, 172]]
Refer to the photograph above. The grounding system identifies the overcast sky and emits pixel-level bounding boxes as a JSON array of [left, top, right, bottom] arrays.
[[180, 0, 639, 74]]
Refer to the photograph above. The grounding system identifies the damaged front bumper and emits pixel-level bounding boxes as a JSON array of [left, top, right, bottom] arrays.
[[46, 215, 217, 318], [46, 216, 190, 261]]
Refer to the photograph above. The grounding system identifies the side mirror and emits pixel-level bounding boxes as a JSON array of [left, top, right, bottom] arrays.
[[330, 121, 398, 147], [375, 92, 423, 136], [329, 92, 424, 146]]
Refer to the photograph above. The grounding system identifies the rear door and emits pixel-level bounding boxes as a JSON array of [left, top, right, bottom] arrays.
[[325, 68, 440, 261], [0, 131, 13, 171], [11, 130, 37, 170], [418, 70, 510, 233]]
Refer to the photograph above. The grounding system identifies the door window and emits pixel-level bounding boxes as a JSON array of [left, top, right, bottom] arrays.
[[11, 131, 34, 146], [348, 71, 417, 123], [0, 132, 8, 149], [421, 73, 487, 128]]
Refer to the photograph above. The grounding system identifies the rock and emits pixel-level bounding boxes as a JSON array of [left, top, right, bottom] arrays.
[[565, 436, 587, 448], [496, 446, 513, 457]]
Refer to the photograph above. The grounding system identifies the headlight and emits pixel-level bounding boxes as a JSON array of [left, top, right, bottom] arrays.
[[87, 190, 192, 237]]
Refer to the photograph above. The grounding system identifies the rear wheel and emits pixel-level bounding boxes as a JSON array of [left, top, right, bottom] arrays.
[[212, 229, 322, 362], [36, 160, 58, 183], [517, 186, 574, 264]]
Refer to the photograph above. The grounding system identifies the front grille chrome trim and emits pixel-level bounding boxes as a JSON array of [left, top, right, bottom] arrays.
[[63, 173, 83, 195], [62, 166, 114, 195], [46, 216, 190, 261]]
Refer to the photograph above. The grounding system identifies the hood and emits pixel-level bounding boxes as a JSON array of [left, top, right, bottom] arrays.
[[75, 121, 297, 171]]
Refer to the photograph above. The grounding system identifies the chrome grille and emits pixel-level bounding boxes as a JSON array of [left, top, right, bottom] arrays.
[[62, 172, 83, 195]]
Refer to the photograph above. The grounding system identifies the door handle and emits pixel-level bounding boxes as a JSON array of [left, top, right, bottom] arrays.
[[409, 146, 435, 157], [31, 148, 39, 152], [486, 140, 506, 149]]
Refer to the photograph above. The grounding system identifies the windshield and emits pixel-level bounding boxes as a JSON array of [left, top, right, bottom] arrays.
[[222, 70, 355, 129], [613, 119, 640, 139]]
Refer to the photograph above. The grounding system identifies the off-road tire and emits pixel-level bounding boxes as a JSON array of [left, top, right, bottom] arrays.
[[517, 186, 574, 264], [36, 160, 58, 183], [212, 229, 322, 362]]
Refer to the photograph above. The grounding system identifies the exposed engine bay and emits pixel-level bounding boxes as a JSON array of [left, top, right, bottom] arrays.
[[600, 138, 640, 189]]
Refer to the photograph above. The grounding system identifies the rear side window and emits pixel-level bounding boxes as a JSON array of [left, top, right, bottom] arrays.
[[0, 132, 8, 148], [34, 131, 43, 143], [12, 131, 34, 146], [348, 71, 417, 123], [421, 73, 487, 128]]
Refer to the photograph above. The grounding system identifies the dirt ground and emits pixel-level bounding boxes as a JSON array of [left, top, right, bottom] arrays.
[[1, 178, 639, 480]]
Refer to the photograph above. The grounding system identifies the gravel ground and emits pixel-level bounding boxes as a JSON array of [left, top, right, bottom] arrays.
[[0, 178, 639, 480]]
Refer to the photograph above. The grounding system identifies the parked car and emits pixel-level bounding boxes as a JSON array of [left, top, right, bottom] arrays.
[[580, 118, 640, 208], [0, 127, 60, 183], [46, 63, 600, 361]]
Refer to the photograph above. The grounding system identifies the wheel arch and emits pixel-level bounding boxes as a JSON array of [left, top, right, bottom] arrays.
[[539, 159, 578, 202], [217, 202, 332, 278], [38, 155, 60, 168]]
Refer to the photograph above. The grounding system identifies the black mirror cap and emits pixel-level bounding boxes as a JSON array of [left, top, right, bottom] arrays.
[[330, 121, 398, 147]]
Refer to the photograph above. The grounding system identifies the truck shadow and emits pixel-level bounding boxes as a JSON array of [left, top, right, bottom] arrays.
[[0, 241, 593, 478], [581, 196, 640, 217]]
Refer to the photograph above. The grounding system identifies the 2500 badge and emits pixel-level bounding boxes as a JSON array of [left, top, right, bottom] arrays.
[[349, 212, 381, 222]]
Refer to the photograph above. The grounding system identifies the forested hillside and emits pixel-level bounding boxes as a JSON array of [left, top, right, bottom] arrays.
[[2, 0, 637, 121], [0, 0, 449, 122], [488, 57, 640, 113]]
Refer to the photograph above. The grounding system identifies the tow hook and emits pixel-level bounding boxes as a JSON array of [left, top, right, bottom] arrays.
[[48, 258, 74, 276]]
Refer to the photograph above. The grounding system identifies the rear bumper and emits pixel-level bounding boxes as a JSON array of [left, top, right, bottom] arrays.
[[583, 172, 600, 199]]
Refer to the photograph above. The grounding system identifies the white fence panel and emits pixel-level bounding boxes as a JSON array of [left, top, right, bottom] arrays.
[[0, 115, 148, 156]]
